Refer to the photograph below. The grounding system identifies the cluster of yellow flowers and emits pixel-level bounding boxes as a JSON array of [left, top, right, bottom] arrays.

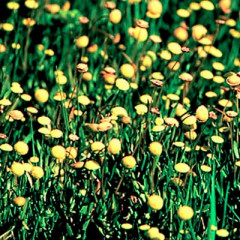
[[0, 0, 239, 238]]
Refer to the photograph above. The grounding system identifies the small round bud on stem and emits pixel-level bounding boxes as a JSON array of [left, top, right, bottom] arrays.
[[76, 63, 88, 73]]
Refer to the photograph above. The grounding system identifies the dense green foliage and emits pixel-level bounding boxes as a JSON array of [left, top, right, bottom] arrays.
[[0, 0, 240, 239]]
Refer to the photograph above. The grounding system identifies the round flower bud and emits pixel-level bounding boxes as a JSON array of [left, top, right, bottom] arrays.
[[149, 142, 162, 156], [31, 166, 44, 179], [0, 143, 13, 152], [177, 205, 194, 220], [35, 88, 49, 103], [45, 4, 60, 14], [182, 115, 196, 125], [51, 145, 66, 159], [120, 64, 135, 78], [192, 24, 207, 40], [122, 155, 136, 169], [121, 223, 133, 230], [147, 227, 160, 239], [7, 2, 20, 10], [85, 160, 100, 170], [2, 23, 14, 32], [184, 130, 197, 140], [13, 196, 26, 207], [148, 194, 164, 210], [122, 116, 131, 124], [76, 36, 89, 48], [76, 63, 88, 73], [56, 75, 67, 85], [51, 129, 63, 138], [108, 138, 121, 154], [219, 0, 231, 13], [196, 105, 208, 122], [66, 146, 78, 159], [148, 0, 162, 15], [91, 141, 105, 153], [14, 141, 29, 155], [226, 74, 240, 86], [168, 42, 182, 55], [174, 162, 190, 173], [173, 27, 188, 41], [109, 9, 122, 24], [82, 72, 92, 81], [116, 78, 130, 91], [216, 229, 229, 238], [11, 162, 24, 176], [133, 27, 148, 42], [168, 61, 180, 71]]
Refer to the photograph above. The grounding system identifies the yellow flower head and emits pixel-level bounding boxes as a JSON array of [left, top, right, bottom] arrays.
[[122, 155, 136, 169], [133, 27, 148, 42], [76, 36, 89, 48], [174, 27, 188, 41], [147, 0, 162, 18], [196, 105, 208, 122], [120, 64, 135, 78], [56, 75, 68, 85], [116, 78, 130, 91], [177, 205, 194, 220], [66, 147, 78, 159], [78, 95, 91, 106], [174, 162, 190, 173], [91, 141, 105, 153], [148, 194, 164, 210], [192, 24, 207, 40], [0, 143, 13, 151], [31, 166, 44, 179], [35, 89, 49, 103], [108, 138, 121, 154], [216, 229, 229, 238], [2, 23, 14, 32], [13, 196, 26, 207], [121, 223, 133, 230], [51, 145, 66, 159], [109, 9, 122, 24], [85, 160, 101, 170], [11, 162, 25, 176], [14, 141, 29, 155], [25, 0, 39, 9], [7, 2, 20, 10], [149, 142, 162, 156], [135, 104, 148, 115]]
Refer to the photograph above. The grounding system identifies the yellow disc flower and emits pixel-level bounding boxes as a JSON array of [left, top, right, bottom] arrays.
[[122, 155, 136, 169], [35, 89, 49, 103], [133, 27, 148, 42], [148, 194, 164, 210], [149, 142, 162, 156], [109, 9, 122, 24], [14, 141, 29, 155], [11, 162, 25, 176], [91, 141, 105, 153], [13, 196, 26, 207], [120, 64, 135, 78], [51, 145, 66, 159], [31, 166, 44, 179], [108, 138, 121, 154], [76, 36, 89, 48], [177, 205, 194, 220]]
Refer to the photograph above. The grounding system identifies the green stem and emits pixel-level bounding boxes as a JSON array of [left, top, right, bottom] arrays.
[[23, 27, 31, 72], [209, 159, 216, 240], [115, 169, 127, 194]]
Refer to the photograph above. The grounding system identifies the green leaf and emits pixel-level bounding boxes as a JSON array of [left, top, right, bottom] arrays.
[[66, 223, 74, 236], [233, 141, 239, 159]]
